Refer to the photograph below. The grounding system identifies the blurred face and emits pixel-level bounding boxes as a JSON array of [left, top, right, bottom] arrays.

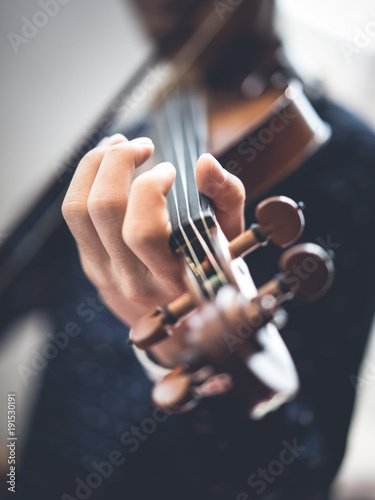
[[132, 0, 278, 88]]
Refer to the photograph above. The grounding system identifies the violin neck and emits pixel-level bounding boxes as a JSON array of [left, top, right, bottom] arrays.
[[154, 88, 216, 245], [152, 87, 222, 297]]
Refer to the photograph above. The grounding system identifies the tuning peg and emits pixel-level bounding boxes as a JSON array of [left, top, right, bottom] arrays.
[[130, 292, 197, 349], [149, 243, 333, 417], [150, 243, 331, 415], [255, 243, 334, 305], [152, 366, 195, 412], [229, 196, 305, 258], [278, 243, 334, 300]]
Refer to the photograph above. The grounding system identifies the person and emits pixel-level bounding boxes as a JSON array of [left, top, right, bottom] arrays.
[[61, 136, 246, 367], [17, 1, 375, 499]]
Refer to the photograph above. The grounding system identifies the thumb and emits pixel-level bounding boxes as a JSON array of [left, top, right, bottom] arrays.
[[196, 153, 245, 240]]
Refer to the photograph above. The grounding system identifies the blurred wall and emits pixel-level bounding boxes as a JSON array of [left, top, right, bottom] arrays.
[[276, 1, 375, 496], [0, 0, 153, 239], [276, 0, 375, 129], [0, 0, 152, 476]]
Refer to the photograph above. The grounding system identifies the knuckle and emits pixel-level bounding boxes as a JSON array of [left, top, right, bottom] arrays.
[[123, 223, 160, 251], [82, 148, 104, 164], [124, 283, 155, 307], [124, 286, 144, 304], [125, 281, 181, 308], [103, 143, 131, 162], [87, 194, 126, 219], [61, 199, 89, 223]]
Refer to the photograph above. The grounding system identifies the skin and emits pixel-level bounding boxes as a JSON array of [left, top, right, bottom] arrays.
[[62, 133, 245, 364]]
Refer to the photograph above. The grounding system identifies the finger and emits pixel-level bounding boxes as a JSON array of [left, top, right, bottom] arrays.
[[87, 137, 154, 268], [62, 134, 128, 267], [196, 153, 245, 240], [97, 133, 127, 147], [123, 162, 182, 287]]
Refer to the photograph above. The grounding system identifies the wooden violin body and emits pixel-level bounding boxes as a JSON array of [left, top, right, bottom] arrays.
[[209, 80, 330, 201]]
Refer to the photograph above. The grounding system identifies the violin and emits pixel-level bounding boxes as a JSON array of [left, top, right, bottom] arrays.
[[118, 2, 335, 418], [0, 2, 334, 420]]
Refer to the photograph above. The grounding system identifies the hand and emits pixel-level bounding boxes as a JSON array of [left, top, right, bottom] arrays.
[[62, 133, 245, 329]]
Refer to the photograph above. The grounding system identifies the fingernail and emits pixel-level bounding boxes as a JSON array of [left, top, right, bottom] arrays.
[[209, 154, 226, 185], [153, 162, 175, 173], [132, 137, 154, 145], [98, 133, 126, 146], [98, 136, 110, 146]]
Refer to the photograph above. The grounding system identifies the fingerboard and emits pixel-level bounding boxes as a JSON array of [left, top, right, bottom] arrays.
[[150, 87, 227, 297]]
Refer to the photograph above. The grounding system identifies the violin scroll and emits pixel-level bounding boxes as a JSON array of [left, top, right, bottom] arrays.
[[278, 243, 335, 300], [149, 243, 335, 414], [130, 195, 305, 350], [129, 196, 335, 417]]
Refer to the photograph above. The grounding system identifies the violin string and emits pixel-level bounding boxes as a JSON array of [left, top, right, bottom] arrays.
[[163, 88, 217, 299], [180, 89, 228, 286], [152, 113, 194, 265], [155, 91, 216, 299], [169, 88, 228, 291], [186, 90, 219, 255]]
